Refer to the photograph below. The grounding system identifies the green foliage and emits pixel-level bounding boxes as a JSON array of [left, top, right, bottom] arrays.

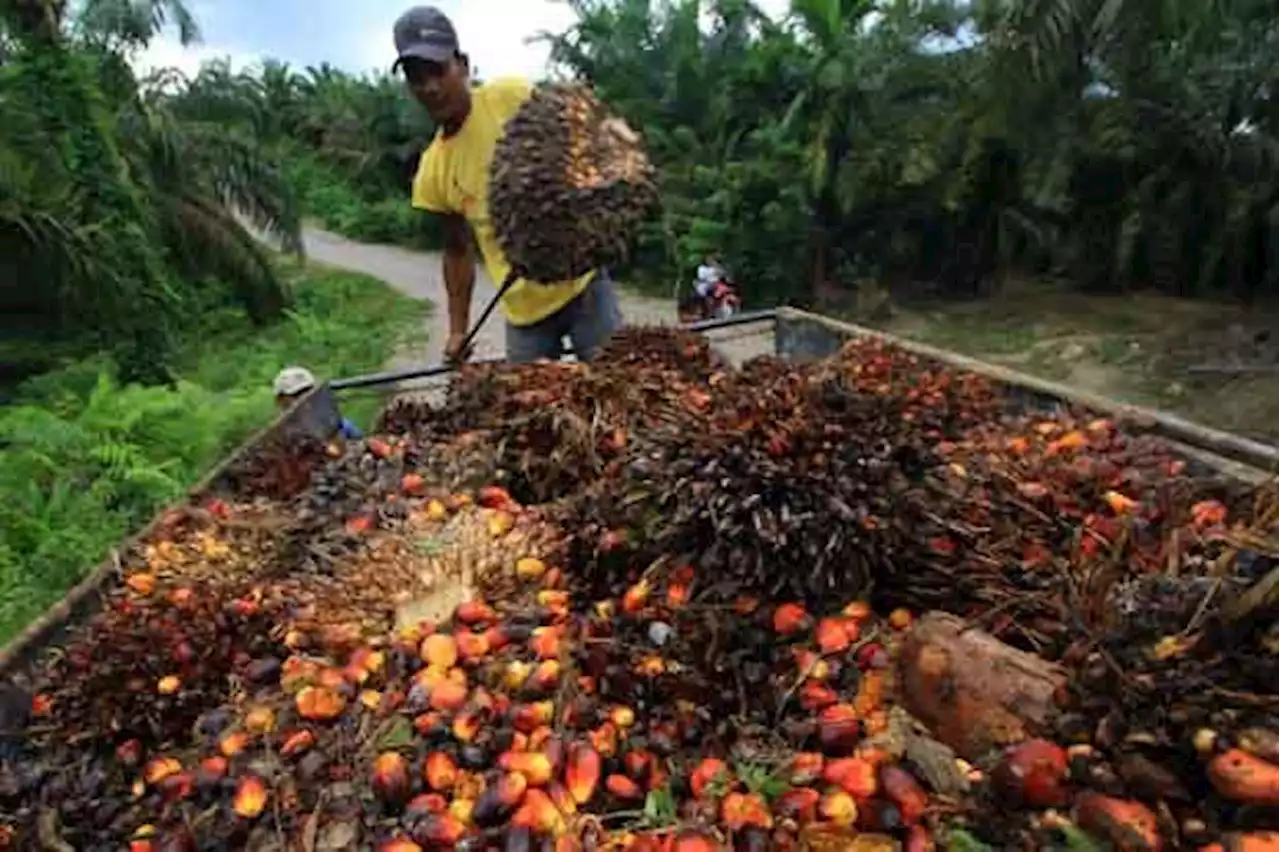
[[0, 266, 429, 642]]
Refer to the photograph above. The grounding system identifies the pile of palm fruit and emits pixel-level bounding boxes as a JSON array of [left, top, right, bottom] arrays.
[[0, 327, 1275, 852]]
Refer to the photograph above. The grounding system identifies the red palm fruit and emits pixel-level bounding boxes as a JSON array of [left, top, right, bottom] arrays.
[[690, 758, 730, 800], [854, 642, 889, 671], [478, 485, 513, 509], [406, 793, 448, 818], [367, 438, 393, 459], [484, 625, 511, 652], [799, 680, 838, 711], [625, 749, 655, 781], [530, 627, 562, 660], [425, 752, 458, 791], [789, 752, 824, 785], [566, 742, 602, 804], [621, 579, 651, 614], [606, 774, 644, 801], [401, 473, 426, 495], [816, 618, 853, 654], [733, 596, 760, 615], [412, 712, 443, 736], [455, 600, 497, 625], [496, 772, 529, 807], [824, 757, 878, 799], [115, 738, 143, 767], [721, 792, 772, 830], [372, 752, 412, 804], [502, 751, 554, 787], [280, 730, 316, 758], [378, 837, 423, 852], [905, 825, 935, 852], [776, 787, 821, 821], [818, 703, 861, 753], [880, 765, 929, 823], [513, 701, 554, 734], [158, 771, 194, 802], [197, 756, 228, 785], [455, 630, 490, 662], [772, 602, 810, 636], [673, 830, 723, 852], [554, 837, 584, 852], [417, 814, 468, 845], [991, 738, 1069, 808]]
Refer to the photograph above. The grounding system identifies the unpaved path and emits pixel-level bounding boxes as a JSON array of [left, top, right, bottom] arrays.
[[300, 227, 772, 390]]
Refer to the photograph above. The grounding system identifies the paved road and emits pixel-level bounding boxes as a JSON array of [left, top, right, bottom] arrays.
[[298, 227, 773, 390]]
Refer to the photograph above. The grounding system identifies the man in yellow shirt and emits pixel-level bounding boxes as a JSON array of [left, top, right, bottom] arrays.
[[393, 6, 624, 364]]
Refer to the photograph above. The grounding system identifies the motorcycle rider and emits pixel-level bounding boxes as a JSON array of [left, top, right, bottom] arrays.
[[693, 252, 725, 314]]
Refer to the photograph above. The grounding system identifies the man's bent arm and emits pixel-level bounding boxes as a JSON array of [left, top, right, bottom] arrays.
[[442, 213, 475, 336]]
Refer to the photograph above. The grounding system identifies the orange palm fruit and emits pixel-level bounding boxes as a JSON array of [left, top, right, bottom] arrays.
[[511, 788, 564, 834], [377, 837, 423, 852], [425, 752, 458, 791], [455, 629, 490, 662], [421, 634, 459, 668], [819, 791, 858, 826], [606, 773, 644, 801], [295, 685, 347, 721], [452, 710, 481, 743], [530, 627, 562, 660], [672, 831, 722, 852], [233, 775, 268, 819], [590, 722, 619, 758], [841, 600, 872, 621], [824, 757, 877, 799], [621, 579, 651, 614], [531, 660, 562, 692], [502, 751, 554, 787], [789, 752, 824, 785], [815, 618, 853, 654], [478, 485, 513, 508], [721, 792, 772, 830], [428, 679, 468, 712], [608, 705, 636, 728], [218, 732, 250, 758], [566, 742, 602, 804], [513, 701, 555, 733], [516, 556, 548, 580]]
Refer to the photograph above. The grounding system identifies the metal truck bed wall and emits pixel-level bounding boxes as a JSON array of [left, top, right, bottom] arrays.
[[0, 310, 1274, 678]]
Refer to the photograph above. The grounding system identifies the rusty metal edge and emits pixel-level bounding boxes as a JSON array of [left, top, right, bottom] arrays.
[[777, 307, 1278, 477], [0, 385, 341, 679]]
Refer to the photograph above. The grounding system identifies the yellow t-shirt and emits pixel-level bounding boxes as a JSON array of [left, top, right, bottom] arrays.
[[411, 77, 594, 328]]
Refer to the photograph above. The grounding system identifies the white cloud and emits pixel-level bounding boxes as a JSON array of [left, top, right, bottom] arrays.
[[130, 0, 797, 83]]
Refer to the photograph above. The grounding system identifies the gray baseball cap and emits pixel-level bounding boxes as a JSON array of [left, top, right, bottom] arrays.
[[392, 6, 459, 67]]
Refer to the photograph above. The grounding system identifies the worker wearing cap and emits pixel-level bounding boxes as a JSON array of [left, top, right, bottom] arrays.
[[393, 6, 624, 365], [273, 367, 364, 440]]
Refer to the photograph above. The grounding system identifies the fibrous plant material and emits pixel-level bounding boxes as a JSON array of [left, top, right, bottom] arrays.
[[489, 83, 658, 283], [1, 326, 1275, 851]]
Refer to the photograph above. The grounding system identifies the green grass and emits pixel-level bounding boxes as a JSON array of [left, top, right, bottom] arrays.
[[0, 263, 430, 644], [283, 151, 443, 249]]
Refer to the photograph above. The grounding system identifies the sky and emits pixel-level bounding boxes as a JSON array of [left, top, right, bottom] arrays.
[[132, 0, 794, 80]]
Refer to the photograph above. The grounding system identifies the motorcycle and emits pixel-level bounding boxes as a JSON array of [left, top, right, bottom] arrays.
[[677, 274, 741, 323]]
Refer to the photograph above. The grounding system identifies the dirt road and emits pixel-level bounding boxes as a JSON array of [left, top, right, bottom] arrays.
[[300, 227, 773, 388]]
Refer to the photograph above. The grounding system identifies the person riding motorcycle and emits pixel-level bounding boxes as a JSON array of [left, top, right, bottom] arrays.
[[693, 253, 726, 314]]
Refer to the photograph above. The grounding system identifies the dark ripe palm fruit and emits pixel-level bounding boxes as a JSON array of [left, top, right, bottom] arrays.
[[489, 84, 658, 284]]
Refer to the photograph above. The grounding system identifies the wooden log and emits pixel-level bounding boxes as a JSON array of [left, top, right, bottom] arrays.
[[896, 611, 1067, 761]]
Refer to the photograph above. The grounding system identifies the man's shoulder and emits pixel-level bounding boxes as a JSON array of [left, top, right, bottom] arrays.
[[475, 76, 534, 114]]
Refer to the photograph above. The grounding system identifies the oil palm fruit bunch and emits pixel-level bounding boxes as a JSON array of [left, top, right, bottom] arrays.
[[490, 84, 658, 283]]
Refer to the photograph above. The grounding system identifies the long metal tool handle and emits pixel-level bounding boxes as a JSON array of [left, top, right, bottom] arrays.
[[453, 267, 520, 363]]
